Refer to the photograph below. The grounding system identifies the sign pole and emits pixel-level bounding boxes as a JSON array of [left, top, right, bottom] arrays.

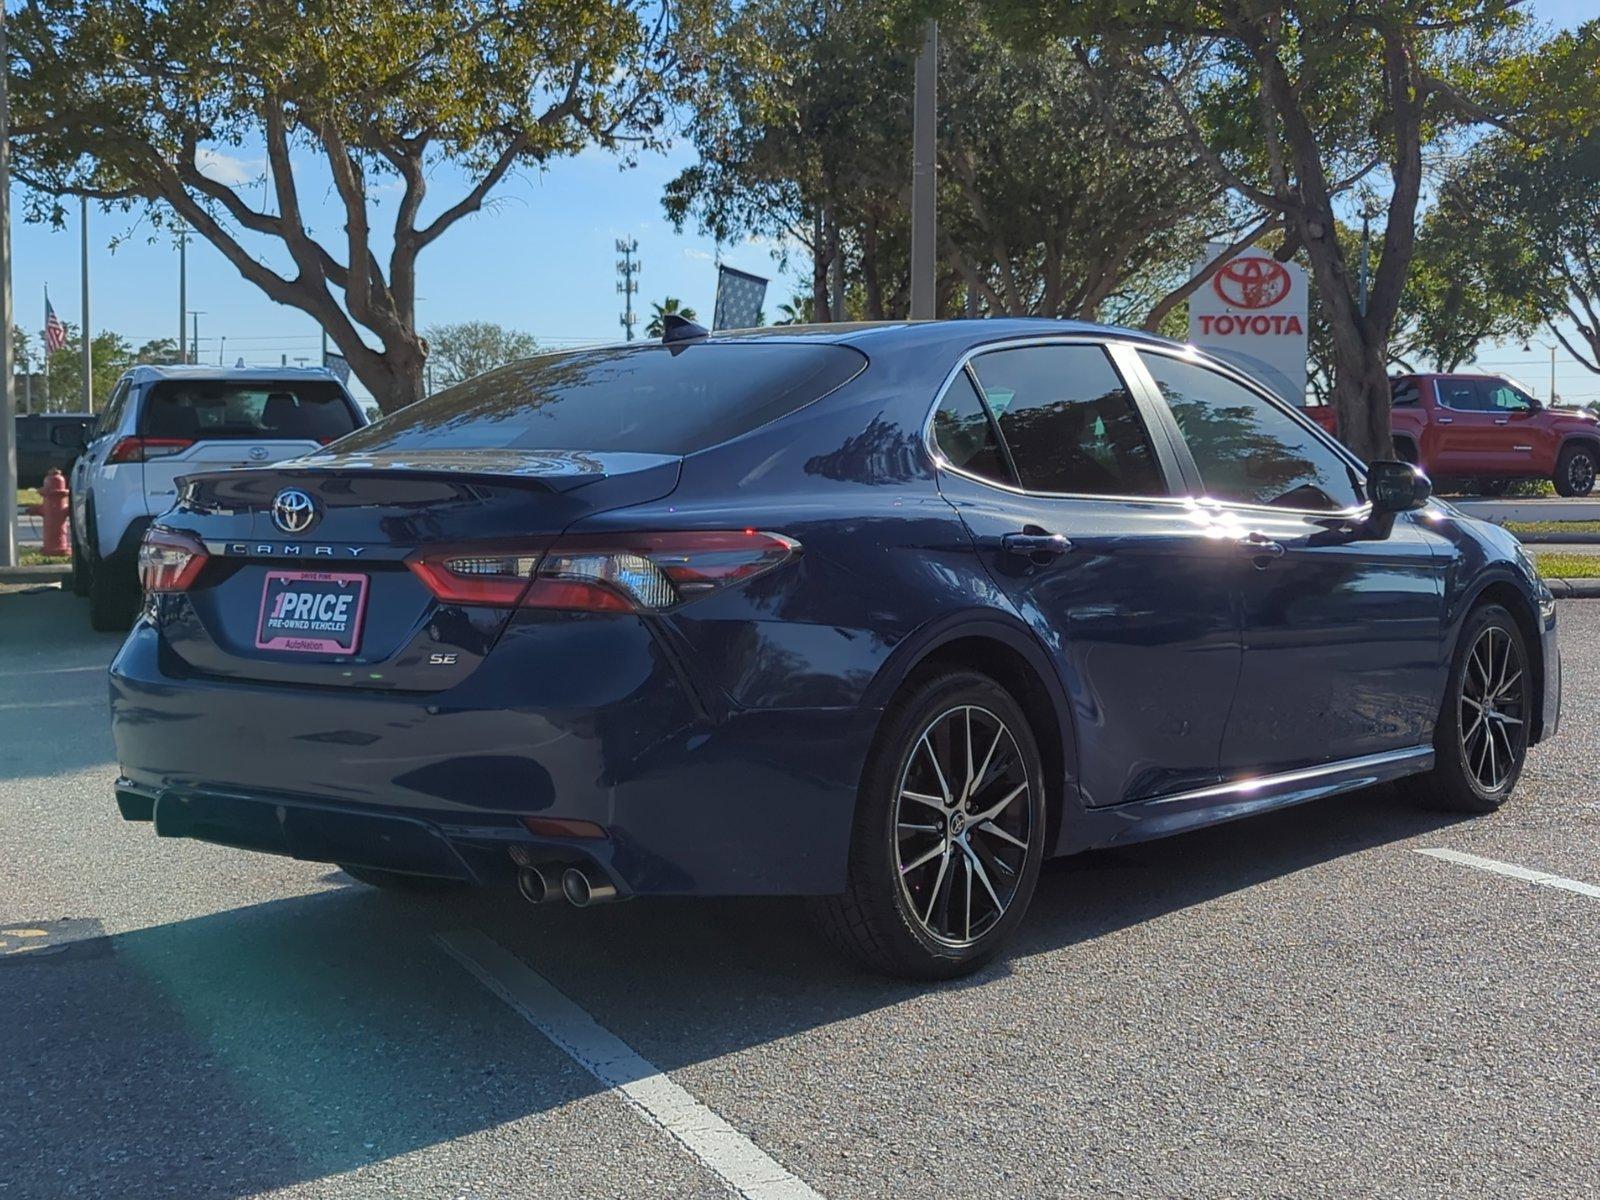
[[909, 19, 938, 320], [0, 8, 18, 568]]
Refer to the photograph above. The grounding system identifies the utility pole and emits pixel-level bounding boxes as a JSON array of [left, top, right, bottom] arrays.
[[177, 222, 187, 363], [80, 197, 92, 411], [189, 311, 204, 364], [615, 239, 640, 341], [0, 6, 16, 568], [218, 334, 226, 366], [909, 19, 938, 321]]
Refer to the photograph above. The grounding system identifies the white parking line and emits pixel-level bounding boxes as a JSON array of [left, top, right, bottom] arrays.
[[1415, 848, 1600, 899], [434, 929, 826, 1200]]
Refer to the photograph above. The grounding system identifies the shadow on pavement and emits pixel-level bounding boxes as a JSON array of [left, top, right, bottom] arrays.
[[0, 780, 1462, 1198]]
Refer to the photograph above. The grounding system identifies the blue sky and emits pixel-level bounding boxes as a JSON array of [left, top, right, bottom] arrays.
[[11, 0, 1597, 405]]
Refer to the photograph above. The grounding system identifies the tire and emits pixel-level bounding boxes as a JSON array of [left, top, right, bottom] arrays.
[[1553, 443, 1597, 497], [1407, 604, 1531, 814], [810, 669, 1047, 979], [338, 864, 469, 892], [69, 529, 90, 597], [88, 555, 140, 632]]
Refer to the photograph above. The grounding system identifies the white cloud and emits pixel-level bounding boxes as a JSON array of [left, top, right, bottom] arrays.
[[682, 248, 714, 262], [195, 147, 262, 187]]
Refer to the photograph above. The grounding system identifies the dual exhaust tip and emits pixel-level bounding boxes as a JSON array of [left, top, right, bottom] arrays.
[[517, 863, 618, 908]]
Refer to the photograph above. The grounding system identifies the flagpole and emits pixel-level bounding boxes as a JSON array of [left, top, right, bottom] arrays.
[[42, 286, 50, 410], [0, 4, 17, 569]]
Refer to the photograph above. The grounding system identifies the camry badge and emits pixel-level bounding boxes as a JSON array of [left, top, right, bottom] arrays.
[[270, 488, 318, 535]]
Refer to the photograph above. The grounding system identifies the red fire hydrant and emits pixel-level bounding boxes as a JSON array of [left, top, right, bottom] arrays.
[[32, 469, 73, 558]]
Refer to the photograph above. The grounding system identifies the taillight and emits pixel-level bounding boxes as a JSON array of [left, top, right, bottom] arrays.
[[107, 436, 193, 463], [406, 547, 548, 606], [138, 528, 209, 593], [407, 530, 799, 613]]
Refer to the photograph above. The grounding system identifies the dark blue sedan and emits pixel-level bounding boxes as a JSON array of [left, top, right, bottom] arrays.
[[110, 319, 1560, 977]]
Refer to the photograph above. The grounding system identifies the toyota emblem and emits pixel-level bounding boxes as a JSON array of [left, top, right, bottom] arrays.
[[1212, 256, 1292, 310], [270, 488, 319, 535], [249, 446, 270, 462]]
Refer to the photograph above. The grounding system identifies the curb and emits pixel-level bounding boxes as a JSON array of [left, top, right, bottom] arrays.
[[1510, 532, 1600, 544], [0, 563, 71, 583], [1544, 577, 1600, 598]]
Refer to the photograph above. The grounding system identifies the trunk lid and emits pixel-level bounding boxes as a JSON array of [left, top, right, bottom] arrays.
[[155, 448, 680, 691]]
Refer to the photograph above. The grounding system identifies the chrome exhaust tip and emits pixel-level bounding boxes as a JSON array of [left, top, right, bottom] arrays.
[[561, 867, 618, 907], [517, 865, 562, 905]]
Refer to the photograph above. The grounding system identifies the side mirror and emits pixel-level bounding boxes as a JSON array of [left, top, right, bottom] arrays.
[[1368, 460, 1431, 515]]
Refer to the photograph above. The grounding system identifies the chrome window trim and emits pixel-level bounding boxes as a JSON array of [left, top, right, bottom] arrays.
[[921, 334, 1196, 506], [921, 333, 1375, 520]]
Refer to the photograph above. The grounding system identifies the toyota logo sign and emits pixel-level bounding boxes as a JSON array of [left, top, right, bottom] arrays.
[[270, 489, 319, 535], [1212, 256, 1292, 310]]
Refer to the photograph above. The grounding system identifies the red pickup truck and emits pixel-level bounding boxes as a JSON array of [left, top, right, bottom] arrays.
[[1307, 373, 1600, 496]]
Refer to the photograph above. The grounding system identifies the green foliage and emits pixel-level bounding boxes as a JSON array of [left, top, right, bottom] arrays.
[[37, 323, 134, 411], [136, 338, 180, 364], [668, 2, 1232, 322], [422, 321, 540, 391], [645, 298, 699, 337], [10, 0, 712, 410]]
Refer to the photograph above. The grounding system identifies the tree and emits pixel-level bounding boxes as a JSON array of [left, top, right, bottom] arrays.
[[957, 0, 1532, 461], [11, 0, 710, 412], [645, 298, 699, 337], [136, 338, 180, 365], [669, 3, 1250, 326], [422, 321, 540, 391], [41, 324, 134, 411]]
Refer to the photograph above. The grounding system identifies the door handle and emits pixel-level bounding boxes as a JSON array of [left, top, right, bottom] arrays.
[[1494, 417, 1510, 425], [1436, 417, 1453, 424], [1239, 532, 1285, 561], [1001, 531, 1073, 558]]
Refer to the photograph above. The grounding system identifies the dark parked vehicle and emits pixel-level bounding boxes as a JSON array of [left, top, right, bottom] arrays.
[[14, 412, 93, 488], [109, 320, 1560, 978]]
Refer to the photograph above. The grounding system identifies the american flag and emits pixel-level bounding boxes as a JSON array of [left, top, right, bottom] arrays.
[[44, 294, 67, 353], [712, 265, 768, 331]]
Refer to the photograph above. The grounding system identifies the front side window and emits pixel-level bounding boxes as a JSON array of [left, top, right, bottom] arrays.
[[932, 373, 1012, 485], [1142, 352, 1364, 512], [967, 345, 1165, 497], [1484, 381, 1533, 412]]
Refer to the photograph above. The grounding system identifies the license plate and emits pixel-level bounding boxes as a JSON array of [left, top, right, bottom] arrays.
[[255, 570, 368, 655]]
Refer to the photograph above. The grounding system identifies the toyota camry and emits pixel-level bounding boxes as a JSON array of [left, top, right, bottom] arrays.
[[109, 318, 1560, 978]]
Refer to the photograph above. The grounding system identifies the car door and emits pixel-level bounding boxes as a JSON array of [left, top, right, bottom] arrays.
[[931, 340, 1245, 808], [1480, 379, 1548, 474], [73, 377, 133, 553], [1129, 348, 1447, 777], [1430, 376, 1505, 475]]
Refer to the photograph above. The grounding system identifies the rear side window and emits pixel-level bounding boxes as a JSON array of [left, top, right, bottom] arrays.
[[1391, 379, 1419, 406], [334, 344, 867, 456], [932, 373, 1012, 485], [141, 380, 358, 442], [1437, 379, 1486, 411], [967, 345, 1166, 497]]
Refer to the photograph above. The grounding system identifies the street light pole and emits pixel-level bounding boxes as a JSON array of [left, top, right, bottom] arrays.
[[0, 6, 18, 568], [909, 19, 938, 321], [81, 197, 92, 411], [177, 222, 187, 363]]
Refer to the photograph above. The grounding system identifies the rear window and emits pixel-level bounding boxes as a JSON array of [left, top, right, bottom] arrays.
[[333, 344, 867, 456], [140, 380, 358, 442]]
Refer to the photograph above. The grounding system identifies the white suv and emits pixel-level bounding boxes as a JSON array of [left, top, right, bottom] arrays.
[[70, 365, 368, 628]]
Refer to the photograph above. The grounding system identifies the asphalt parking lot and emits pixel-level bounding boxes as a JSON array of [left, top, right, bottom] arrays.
[[2, 586, 1597, 1199]]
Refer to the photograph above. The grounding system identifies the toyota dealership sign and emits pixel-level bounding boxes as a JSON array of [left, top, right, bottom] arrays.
[[1188, 244, 1309, 404]]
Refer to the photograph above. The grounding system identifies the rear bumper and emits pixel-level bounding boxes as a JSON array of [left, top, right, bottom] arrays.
[[109, 619, 875, 895]]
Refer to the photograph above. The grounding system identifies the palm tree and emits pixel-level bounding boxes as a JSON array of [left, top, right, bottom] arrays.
[[646, 297, 698, 338], [772, 293, 814, 325]]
